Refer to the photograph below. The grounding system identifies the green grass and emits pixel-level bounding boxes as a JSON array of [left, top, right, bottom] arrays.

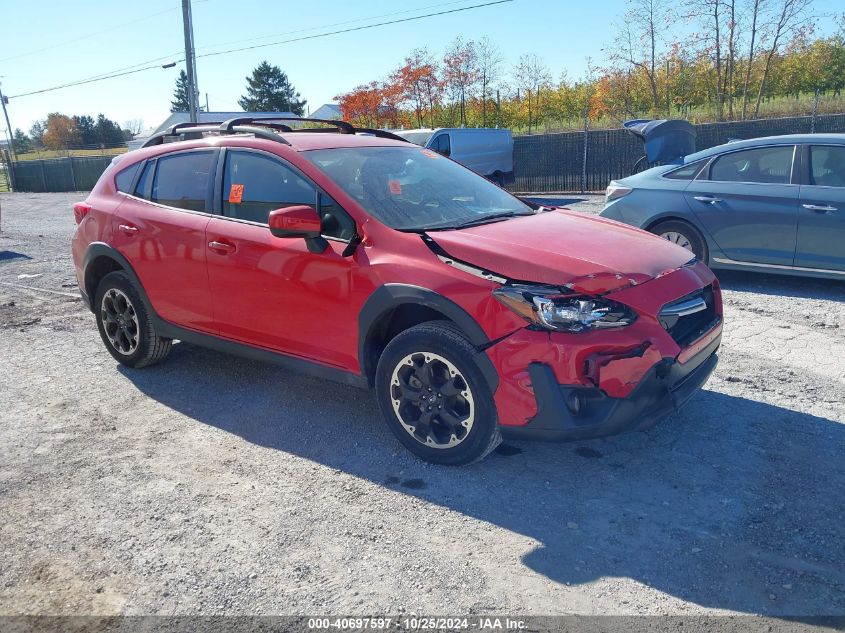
[[13, 147, 128, 161], [516, 92, 845, 134]]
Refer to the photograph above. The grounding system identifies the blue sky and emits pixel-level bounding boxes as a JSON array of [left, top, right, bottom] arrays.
[[1, 0, 841, 135]]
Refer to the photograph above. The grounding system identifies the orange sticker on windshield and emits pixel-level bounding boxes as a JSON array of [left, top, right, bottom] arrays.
[[421, 150, 439, 159], [228, 183, 244, 204], [388, 180, 402, 195]]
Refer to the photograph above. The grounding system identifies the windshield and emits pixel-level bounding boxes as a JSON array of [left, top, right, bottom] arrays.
[[394, 131, 434, 146], [302, 146, 533, 231]]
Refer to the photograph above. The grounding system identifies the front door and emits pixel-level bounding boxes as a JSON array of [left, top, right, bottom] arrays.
[[110, 150, 217, 332], [796, 144, 845, 272], [205, 149, 360, 370], [684, 144, 799, 266]]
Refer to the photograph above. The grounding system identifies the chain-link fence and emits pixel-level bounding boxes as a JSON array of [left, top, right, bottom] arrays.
[[6, 112, 845, 193], [512, 112, 845, 193]]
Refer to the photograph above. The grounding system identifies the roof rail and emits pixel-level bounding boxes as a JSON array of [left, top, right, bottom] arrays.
[[354, 128, 411, 142], [139, 116, 411, 149], [220, 116, 355, 135]]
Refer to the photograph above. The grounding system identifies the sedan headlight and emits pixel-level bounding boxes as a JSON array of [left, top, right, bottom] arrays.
[[493, 285, 636, 333]]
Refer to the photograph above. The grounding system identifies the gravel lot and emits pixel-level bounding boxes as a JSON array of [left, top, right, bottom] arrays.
[[1, 192, 844, 617]]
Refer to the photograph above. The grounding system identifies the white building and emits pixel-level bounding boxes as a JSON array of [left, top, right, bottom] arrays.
[[309, 104, 342, 120]]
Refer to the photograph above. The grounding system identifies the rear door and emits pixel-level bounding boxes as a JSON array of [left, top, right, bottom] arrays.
[[684, 144, 799, 265], [110, 149, 217, 332], [796, 144, 845, 272], [204, 148, 359, 369]]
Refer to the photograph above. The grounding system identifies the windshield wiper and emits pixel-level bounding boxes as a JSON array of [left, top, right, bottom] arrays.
[[440, 211, 535, 230]]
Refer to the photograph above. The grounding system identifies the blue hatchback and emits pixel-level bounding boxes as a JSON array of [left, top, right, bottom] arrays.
[[600, 134, 845, 280]]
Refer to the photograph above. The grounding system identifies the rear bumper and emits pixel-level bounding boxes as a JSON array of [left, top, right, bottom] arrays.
[[500, 329, 720, 442]]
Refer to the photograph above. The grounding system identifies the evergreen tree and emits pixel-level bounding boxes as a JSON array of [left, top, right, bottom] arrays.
[[171, 70, 191, 112], [238, 61, 306, 114], [72, 115, 97, 147], [29, 120, 46, 149], [12, 128, 31, 154], [94, 114, 125, 146]]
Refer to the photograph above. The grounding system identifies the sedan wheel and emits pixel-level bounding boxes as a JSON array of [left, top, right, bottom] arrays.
[[659, 230, 693, 252]]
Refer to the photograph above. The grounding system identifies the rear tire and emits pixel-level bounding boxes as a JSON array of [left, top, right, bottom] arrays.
[[94, 271, 171, 368], [649, 219, 708, 263], [375, 321, 501, 466]]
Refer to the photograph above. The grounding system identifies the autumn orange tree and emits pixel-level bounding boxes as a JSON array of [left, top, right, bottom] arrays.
[[336, 4, 845, 134], [42, 114, 80, 151]]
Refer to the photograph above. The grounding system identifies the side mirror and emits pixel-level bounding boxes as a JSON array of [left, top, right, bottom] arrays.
[[268, 205, 328, 253]]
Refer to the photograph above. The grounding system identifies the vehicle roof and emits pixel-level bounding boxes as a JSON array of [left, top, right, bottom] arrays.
[[134, 131, 411, 157], [684, 133, 845, 162]]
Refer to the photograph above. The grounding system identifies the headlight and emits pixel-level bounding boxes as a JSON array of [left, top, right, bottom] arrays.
[[493, 285, 636, 333]]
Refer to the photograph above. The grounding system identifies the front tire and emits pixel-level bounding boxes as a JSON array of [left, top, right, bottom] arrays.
[[94, 271, 172, 368], [375, 321, 501, 466], [650, 219, 709, 263]]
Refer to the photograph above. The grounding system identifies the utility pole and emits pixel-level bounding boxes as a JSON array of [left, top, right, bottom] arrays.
[[0, 86, 17, 162], [181, 0, 199, 123], [0, 83, 17, 192]]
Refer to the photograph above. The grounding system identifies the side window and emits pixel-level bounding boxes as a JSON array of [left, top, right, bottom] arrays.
[[708, 146, 794, 184], [318, 192, 355, 241], [114, 162, 141, 193], [809, 145, 845, 187], [664, 159, 707, 180], [134, 161, 155, 199], [151, 151, 216, 212], [223, 151, 316, 224], [432, 134, 451, 156]]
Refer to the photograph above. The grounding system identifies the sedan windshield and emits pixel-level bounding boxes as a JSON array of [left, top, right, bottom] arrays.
[[302, 146, 534, 231]]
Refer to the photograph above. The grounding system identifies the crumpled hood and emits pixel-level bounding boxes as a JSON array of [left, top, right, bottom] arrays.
[[427, 210, 694, 293]]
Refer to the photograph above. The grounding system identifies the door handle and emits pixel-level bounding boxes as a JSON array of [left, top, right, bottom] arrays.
[[693, 196, 722, 204], [208, 240, 236, 254], [802, 203, 837, 213], [118, 224, 139, 235]]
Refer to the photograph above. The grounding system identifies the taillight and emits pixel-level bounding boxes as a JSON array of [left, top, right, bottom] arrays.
[[73, 202, 92, 224], [605, 181, 633, 203]]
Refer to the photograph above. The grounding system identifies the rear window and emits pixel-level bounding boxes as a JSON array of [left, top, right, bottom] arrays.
[[150, 151, 216, 212], [114, 162, 141, 193], [707, 146, 795, 184], [134, 162, 154, 199], [809, 145, 845, 187]]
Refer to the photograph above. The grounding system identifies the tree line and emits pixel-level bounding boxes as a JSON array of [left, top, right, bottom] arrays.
[[12, 113, 140, 154], [336, 0, 845, 132], [169, 62, 307, 115]]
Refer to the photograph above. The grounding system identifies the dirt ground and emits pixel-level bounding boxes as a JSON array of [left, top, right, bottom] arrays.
[[0, 192, 843, 617]]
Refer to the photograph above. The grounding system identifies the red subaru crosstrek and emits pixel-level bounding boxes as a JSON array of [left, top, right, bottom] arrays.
[[72, 118, 723, 465]]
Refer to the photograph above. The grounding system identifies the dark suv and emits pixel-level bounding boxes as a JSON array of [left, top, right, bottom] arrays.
[[72, 117, 722, 465]]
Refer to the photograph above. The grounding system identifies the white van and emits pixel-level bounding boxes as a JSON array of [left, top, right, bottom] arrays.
[[395, 128, 514, 185]]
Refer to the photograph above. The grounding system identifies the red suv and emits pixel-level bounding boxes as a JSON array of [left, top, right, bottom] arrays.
[[72, 117, 723, 465]]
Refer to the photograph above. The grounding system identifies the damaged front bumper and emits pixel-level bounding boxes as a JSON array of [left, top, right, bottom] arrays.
[[498, 325, 720, 442]]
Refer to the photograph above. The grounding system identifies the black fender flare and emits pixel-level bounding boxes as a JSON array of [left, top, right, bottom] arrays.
[[82, 242, 153, 313], [358, 284, 498, 391]]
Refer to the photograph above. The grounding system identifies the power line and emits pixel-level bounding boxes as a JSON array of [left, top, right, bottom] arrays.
[[9, 63, 178, 98], [196, 0, 514, 60], [8, 0, 514, 100], [0, 0, 214, 63], [0, 6, 180, 63], [194, 0, 475, 53]]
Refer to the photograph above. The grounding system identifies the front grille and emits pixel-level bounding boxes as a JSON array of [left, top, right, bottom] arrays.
[[659, 285, 718, 347]]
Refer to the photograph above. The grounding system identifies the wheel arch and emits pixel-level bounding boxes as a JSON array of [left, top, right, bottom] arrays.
[[644, 214, 715, 264], [358, 284, 497, 390], [82, 243, 151, 313]]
